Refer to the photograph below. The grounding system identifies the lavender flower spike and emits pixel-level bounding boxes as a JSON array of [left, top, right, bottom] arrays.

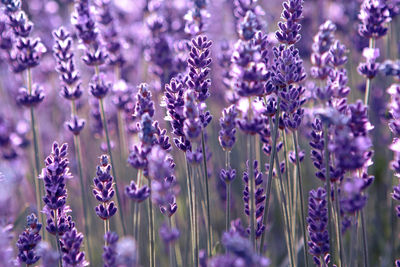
[[307, 188, 330, 266], [60, 227, 89, 267], [92, 155, 117, 220], [103, 231, 119, 267], [16, 213, 42, 265]]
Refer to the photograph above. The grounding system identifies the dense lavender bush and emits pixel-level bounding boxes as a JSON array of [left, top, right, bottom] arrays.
[[1, 0, 400, 266]]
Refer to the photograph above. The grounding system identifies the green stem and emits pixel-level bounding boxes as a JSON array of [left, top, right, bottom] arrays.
[[361, 209, 369, 267], [185, 157, 195, 266], [99, 98, 127, 235], [27, 68, 44, 238], [275, 144, 295, 266], [334, 182, 344, 267], [71, 100, 92, 263], [324, 123, 334, 267], [293, 132, 310, 267], [201, 130, 212, 256], [193, 165, 199, 267], [169, 217, 176, 267], [54, 210, 62, 267], [148, 181, 155, 267], [225, 150, 231, 233], [259, 99, 281, 254], [364, 37, 375, 107]]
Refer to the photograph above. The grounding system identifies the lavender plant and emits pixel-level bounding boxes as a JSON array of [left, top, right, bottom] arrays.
[[1, 0, 400, 266]]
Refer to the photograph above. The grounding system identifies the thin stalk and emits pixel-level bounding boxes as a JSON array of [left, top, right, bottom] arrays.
[[391, 198, 396, 264], [201, 130, 212, 256], [364, 37, 375, 107], [275, 148, 295, 266], [259, 99, 281, 254], [282, 130, 292, 220], [71, 100, 92, 263], [169, 217, 176, 267], [148, 181, 155, 267], [27, 68, 44, 237], [324, 123, 334, 267], [54, 210, 62, 267], [334, 183, 344, 267], [293, 132, 310, 267], [360, 209, 369, 267], [349, 215, 358, 267], [185, 157, 195, 266], [99, 98, 127, 235], [225, 150, 230, 231], [117, 111, 128, 160], [193, 165, 199, 267], [104, 220, 108, 246]]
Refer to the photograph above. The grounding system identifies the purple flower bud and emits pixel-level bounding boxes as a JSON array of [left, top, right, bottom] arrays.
[[307, 187, 330, 263], [103, 231, 118, 267], [17, 84, 45, 107], [16, 213, 42, 265], [60, 227, 88, 266], [125, 180, 150, 203], [359, 0, 390, 39], [90, 73, 111, 99], [92, 155, 117, 220], [220, 168, 236, 184]]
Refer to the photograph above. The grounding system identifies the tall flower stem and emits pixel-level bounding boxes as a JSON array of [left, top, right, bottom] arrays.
[[148, 180, 155, 267], [333, 182, 344, 267], [27, 68, 44, 236], [225, 150, 231, 232], [193, 165, 199, 267], [324, 123, 334, 267], [293, 132, 310, 267], [201, 130, 212, 256], [114, 66, 129, 162], [184, 157, 195, 266], [361, 209, 369, 267], [259, 98, 281, 253], [169, 216, 176, 267], [275, 144, 295, 266], [71, 100, 92, 263], [104, 220, 108, 246], [133, 170, 142, 238], [99, 98, 127, 235], [364, 37, 376, 107], [54, 210, 62, 267]]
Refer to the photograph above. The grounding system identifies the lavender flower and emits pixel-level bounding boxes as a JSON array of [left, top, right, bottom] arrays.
[[115, 237, 138, 267], [103, 231, 118, 267], [187, 35, 212, 102], [310, 21, 336, 80], [208, 231, 269, 266], [94, 0, 125, 67], [276, 0, 304, 45], [159, 223, 180, 245], [92, 155, 117, 220], [125, 180, 151, 203], [184, 0, 210, 36], [39, 142, 74, 236], [148, 146, 178, 216], [359, 0, 390, 39], [243, 161, 265, 238], [16, 213, 41, 265], [219, 105, 238, 151], [307, 188, 330, 266], [60, 227, 88, 267]]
